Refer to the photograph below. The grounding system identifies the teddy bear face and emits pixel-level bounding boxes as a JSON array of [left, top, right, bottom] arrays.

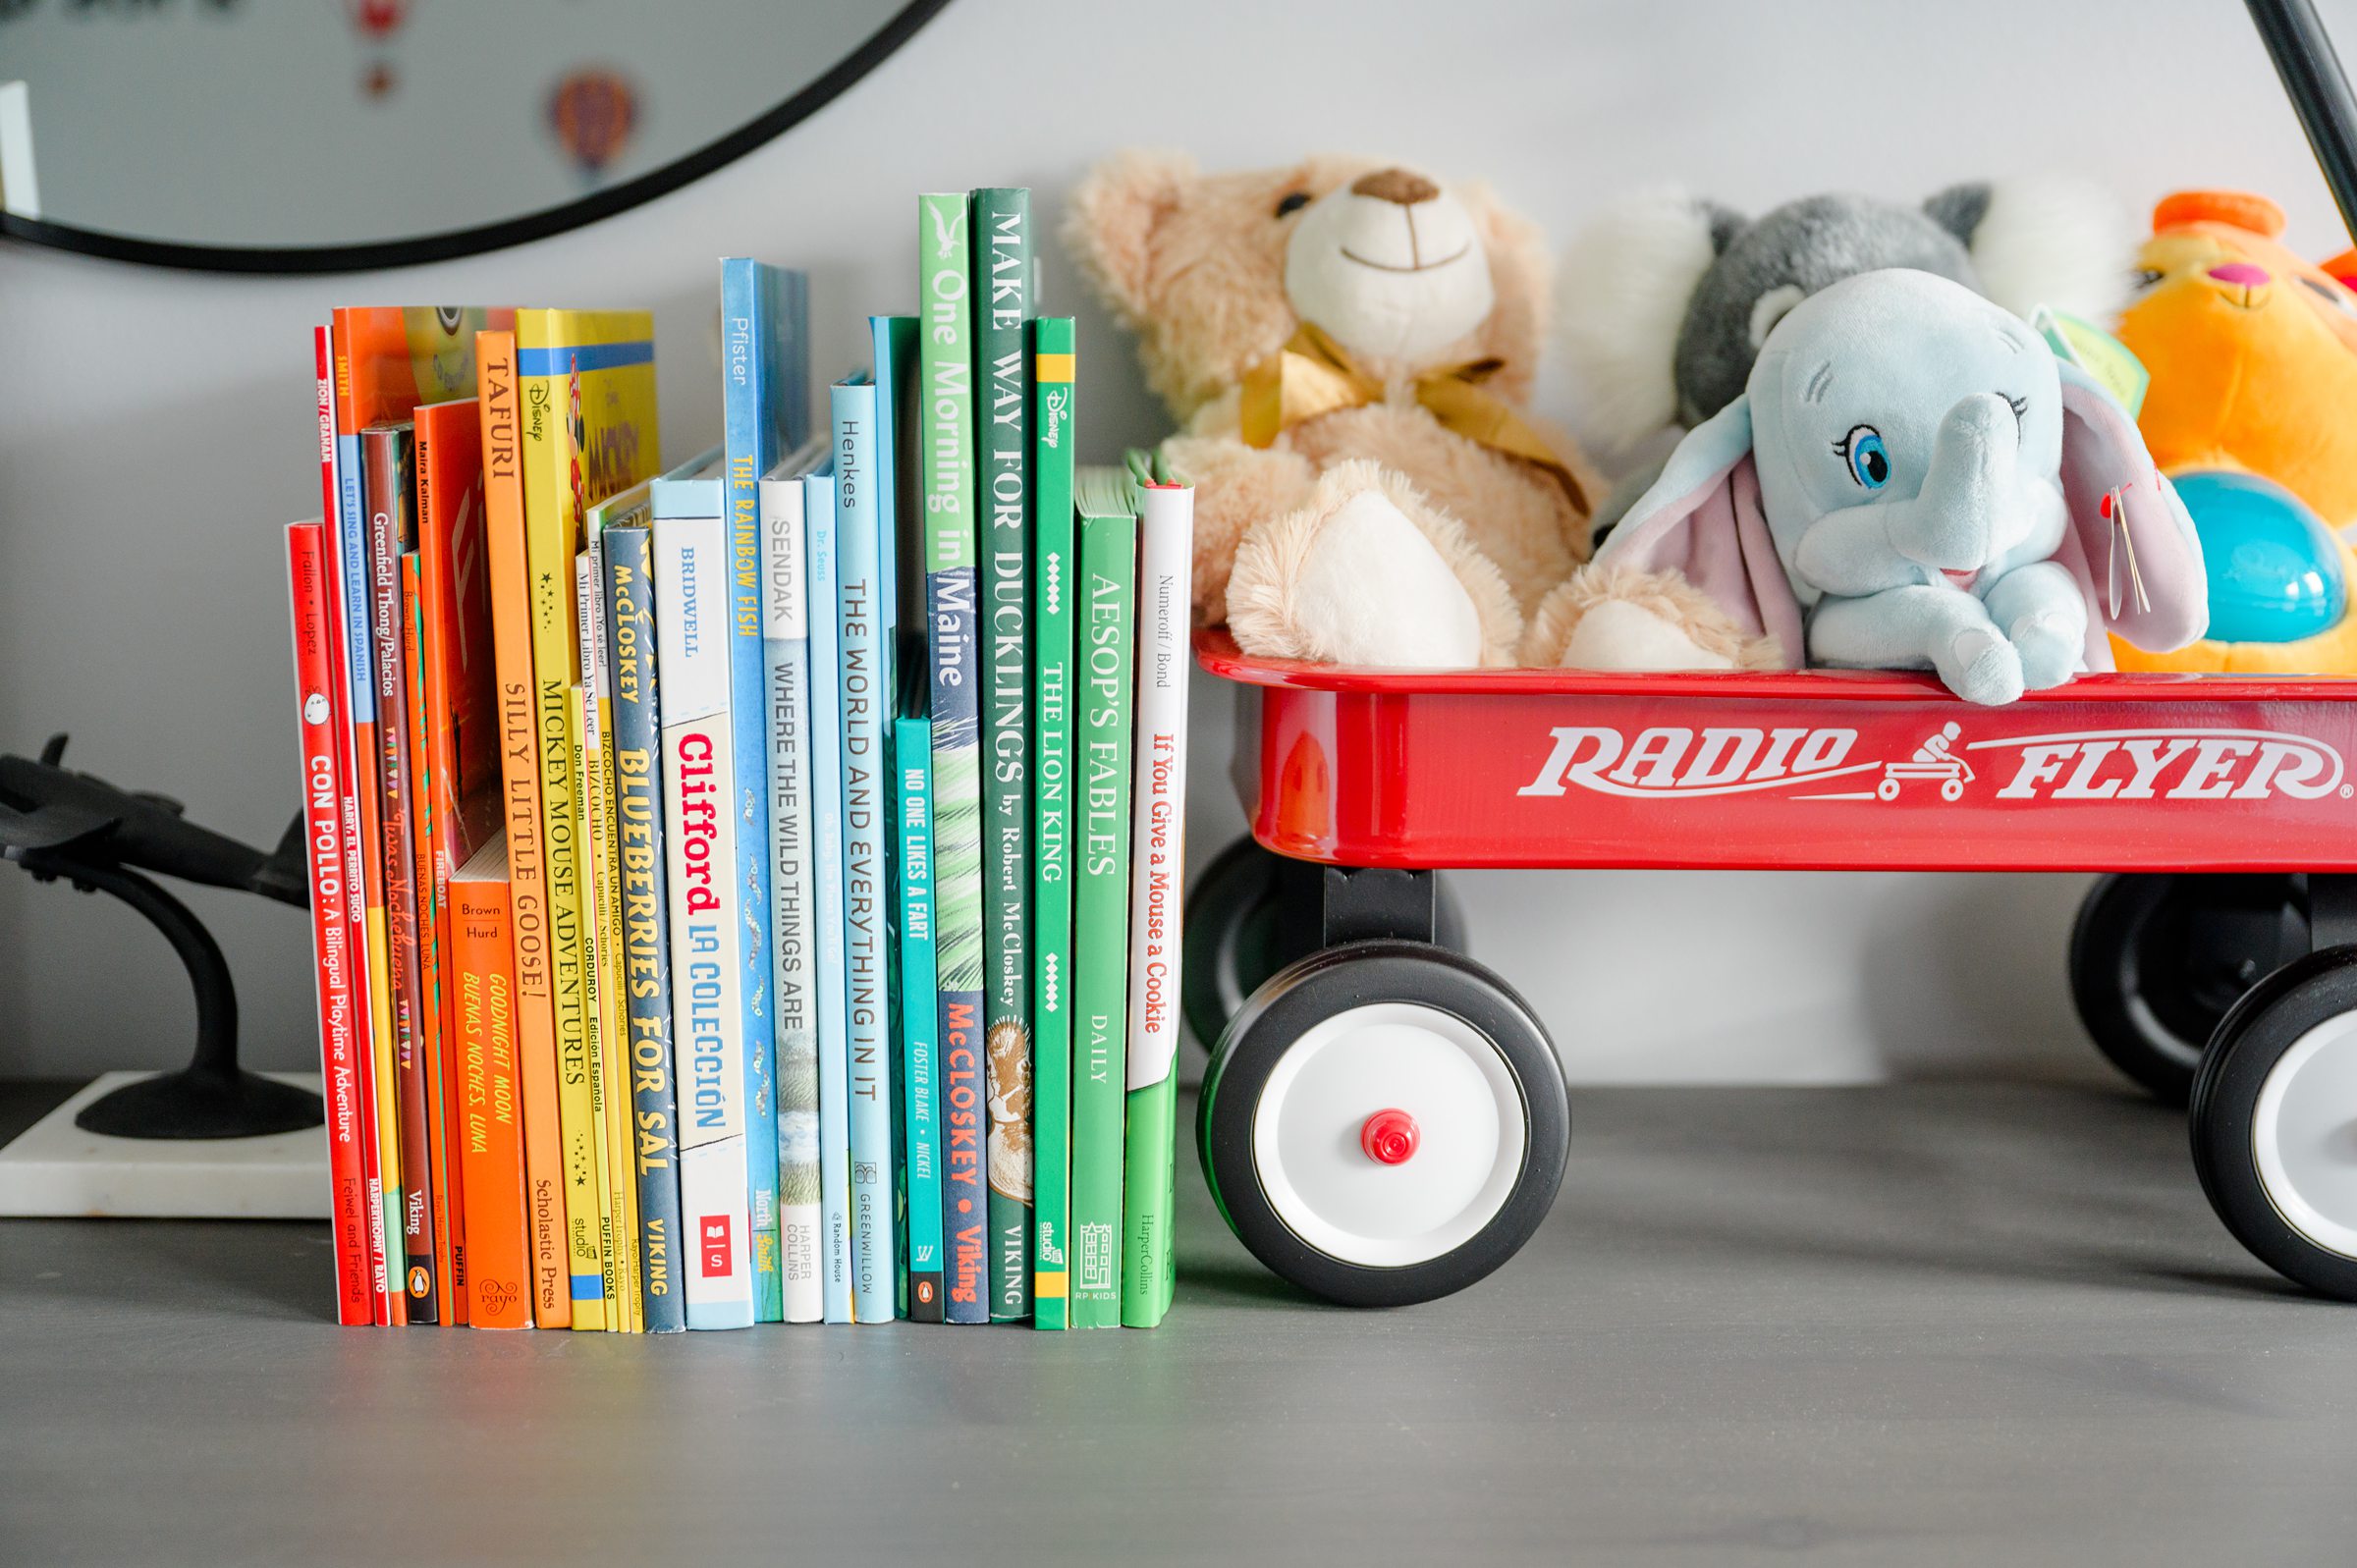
[[2117, 189, 2357, 527], [1286, 170, 1498, 364], [1064, 151, 1548, 421]]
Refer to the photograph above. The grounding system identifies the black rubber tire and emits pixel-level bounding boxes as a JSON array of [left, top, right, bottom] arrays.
[[1197, 941, 1568, 1308], [1181, 838, 1472, 1054], [1182, 837, 1288, 1054], [2188, 946, 2357, 1302], [2069, 873, 2305, 1106]]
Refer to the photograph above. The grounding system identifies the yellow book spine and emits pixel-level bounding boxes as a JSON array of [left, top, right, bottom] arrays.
[[366, 915, 403, 1313], [578, 678, 634, 1331], [514, 310, 658, 1328], [571, 686, 619, 1328]]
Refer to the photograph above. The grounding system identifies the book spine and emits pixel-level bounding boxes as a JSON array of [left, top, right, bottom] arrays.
[[834, 383, 897, 1324], [333, 333, 402, 1323], [366, 427, 438, 1324], [920, 191, 990, 1323], [476, 333, 570, 1327], [894, 716, 945, 1321], [1028, 321, 1076, 1328], [1070, 511, 1137, 1328], [453, 854, 532, 1328], [654, 512, 756, 1329], [722, 262, 786, 1325], [517, 359, 606, 1333], [405, 557, 463, 1323], [607, 526, 687, 1332], [759, 478, 824, 1325], [1123, 481, 1195, 1328], [973, 188, 1034, 1322], [288, 521, 375, 1325], [806, 472, 855, 1324], [311, 329, 389, 1324], [594, 548, 645, 1330], [568, 681, 620, 1328]]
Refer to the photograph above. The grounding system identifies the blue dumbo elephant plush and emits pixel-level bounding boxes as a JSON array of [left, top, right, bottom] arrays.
[[1554, 268, 2210, 703]]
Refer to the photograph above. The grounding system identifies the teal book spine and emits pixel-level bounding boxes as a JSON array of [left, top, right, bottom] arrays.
[[721, 258, 809, 1323], [1029, 318, 1076, 1328], [833, 379, 898, 1324], [894, 713, 945, 1321], [805, 462, 855, 1324], [1069, 478, 1137, 1329], [919, 191, 989, 1323], [973, 187, 1034, 1321]]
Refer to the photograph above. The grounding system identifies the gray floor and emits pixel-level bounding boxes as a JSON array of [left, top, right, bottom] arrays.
[[3, 1078, 2353, 1567]]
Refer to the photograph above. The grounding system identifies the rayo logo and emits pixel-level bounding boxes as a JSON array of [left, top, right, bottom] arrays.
[[1969, 729, 2348, 802], [1517, 727, 1873, 798]]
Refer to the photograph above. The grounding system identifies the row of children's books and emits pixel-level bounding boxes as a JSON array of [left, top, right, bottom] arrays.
[[283, 188, 1196, 1331]]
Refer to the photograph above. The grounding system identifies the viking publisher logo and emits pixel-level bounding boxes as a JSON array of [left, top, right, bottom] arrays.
[[698, 1214, 732, 1278]]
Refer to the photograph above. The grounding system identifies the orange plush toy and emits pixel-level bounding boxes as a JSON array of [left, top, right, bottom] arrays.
[[2110, 189, 2357, 673]]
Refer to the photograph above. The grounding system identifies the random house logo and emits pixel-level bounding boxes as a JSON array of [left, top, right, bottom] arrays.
[[1517, 724, 2350, 805]]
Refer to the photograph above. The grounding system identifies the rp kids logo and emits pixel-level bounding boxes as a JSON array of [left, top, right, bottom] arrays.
[[1518, 725, 2349, 805]]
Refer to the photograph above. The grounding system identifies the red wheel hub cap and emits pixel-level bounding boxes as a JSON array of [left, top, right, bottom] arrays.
[[1360, 1108, 1419, 1165]]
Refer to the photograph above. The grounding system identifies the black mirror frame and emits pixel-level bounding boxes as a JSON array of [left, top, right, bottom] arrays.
[[0, 0, 951, 275]]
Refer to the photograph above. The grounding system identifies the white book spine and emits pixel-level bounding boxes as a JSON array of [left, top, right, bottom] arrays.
[[805, 469, 855, 1323], [652, 513, 754, 1329], [759, 474, 824, 1325], [1124, 484, 1196, 1095]]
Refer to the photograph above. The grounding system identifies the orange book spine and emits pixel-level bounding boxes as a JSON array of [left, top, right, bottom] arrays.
[[478, 330, 570, 1327], [452, 838, 531, 1327]]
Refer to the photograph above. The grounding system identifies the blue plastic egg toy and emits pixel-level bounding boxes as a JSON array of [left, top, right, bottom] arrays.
[[2172, 470, 2347, 644]]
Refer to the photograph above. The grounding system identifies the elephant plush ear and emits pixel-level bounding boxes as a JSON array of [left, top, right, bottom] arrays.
[[1591, 395, 1805, 667], [2051, 361, 2210, 662]]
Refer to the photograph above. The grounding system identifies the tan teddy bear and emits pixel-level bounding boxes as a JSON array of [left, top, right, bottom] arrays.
[[1064, 151, 1606, 669]]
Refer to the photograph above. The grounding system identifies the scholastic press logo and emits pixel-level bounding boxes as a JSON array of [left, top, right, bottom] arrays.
[[699, 1214, 732, 1279], [1518, 725, 2349, 805]]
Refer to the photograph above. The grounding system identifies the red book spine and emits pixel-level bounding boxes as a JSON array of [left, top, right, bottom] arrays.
[[406, 561, 463, 1323], [288, 521, 375, 1325], [314, 327, 391, 1325]]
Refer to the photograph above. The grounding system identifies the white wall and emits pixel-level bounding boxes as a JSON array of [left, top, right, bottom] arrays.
[[1, 0, 2347, 1083]]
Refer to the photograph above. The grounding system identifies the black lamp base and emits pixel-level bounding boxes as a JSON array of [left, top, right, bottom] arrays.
[[74, 1066, 324, 1141]]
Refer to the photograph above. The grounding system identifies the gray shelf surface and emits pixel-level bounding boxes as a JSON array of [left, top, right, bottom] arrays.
[[4, 1078, 2353, 1566]]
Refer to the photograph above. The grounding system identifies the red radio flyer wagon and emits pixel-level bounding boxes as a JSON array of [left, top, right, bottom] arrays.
[[1184, 631, 2357, 1307]]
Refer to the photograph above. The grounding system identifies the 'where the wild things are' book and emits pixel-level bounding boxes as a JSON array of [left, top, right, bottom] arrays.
[[919, 191, 989, 1325]]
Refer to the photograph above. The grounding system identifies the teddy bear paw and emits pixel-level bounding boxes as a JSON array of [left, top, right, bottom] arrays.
[[1228, 464, 1518, 669]]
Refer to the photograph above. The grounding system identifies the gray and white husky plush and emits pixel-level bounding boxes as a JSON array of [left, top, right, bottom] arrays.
[[1557, 181, 2134, 461]]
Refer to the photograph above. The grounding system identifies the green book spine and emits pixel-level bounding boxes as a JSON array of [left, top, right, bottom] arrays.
[[1028, 318, 1076, 1329], [918, 191, 990, 1323], [1069, 474, 1136, 1328], [973, 187, 1034, 1322], [1121, 458, 1193, 1328]]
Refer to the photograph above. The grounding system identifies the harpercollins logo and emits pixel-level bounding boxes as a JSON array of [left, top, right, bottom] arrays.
[[699, 1215, 732, 1279], [1517, 725, 2350, 805]]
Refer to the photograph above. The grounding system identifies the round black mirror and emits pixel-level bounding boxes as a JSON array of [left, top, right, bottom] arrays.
[[0, 0, 950, 273]]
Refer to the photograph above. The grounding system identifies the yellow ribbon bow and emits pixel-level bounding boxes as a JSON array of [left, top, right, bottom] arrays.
[[1239, 322, 1588, 511]]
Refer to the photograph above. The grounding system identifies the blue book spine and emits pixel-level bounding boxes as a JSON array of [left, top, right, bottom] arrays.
[[833, 381, 897, 1324], [602, 524, 686, 1333], [758, 470, 824, 1324], [805, 463, 855, 1324], [894, 716, 945, 1320], [721, 259, 808, 1322]]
